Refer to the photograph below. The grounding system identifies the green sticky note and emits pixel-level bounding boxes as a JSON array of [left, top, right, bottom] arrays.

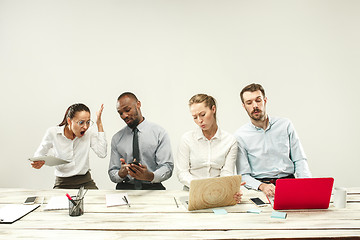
[[212, 208, 228, 215], [247, 208, 262, 214], [271, 211, 287, 219]]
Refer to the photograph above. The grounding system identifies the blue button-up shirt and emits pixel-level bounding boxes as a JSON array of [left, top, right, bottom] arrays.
[[108, 119, 174, 184], [235, 116, 311, 190]]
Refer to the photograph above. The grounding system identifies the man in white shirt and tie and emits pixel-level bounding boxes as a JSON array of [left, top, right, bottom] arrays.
[[234, 83, 312, 197]]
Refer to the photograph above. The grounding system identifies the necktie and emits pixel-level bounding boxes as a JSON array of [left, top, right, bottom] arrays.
[[133, 128, 142, 190]]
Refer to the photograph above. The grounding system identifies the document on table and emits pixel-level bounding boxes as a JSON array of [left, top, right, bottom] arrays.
[[106, 193, 129, 207], [44, 196, 68, 211], [0, 204, 40, 224], [28, 156, 71, 166]]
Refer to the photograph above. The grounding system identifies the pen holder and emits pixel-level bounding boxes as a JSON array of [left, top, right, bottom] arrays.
[[69, 196, 84, 217]]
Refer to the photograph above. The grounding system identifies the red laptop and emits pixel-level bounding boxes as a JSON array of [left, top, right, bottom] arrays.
[[267, 177, 334, 210]]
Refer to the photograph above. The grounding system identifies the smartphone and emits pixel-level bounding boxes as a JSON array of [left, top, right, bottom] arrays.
[[250, 197, 266, 207], [131, 161, 140, 166], [128, 161, 140, 173], [24, 196, 37, 205]]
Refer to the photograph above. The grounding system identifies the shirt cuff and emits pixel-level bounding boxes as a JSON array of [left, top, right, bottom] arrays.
[[151, 172, 161, 183], [110, 170, 124, 183]]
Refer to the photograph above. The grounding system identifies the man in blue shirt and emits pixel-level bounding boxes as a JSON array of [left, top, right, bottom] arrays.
[[235, 83, 311, 197], [108, 92, 174, 190]]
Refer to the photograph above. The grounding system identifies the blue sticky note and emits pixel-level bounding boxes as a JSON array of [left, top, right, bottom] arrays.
[[271, 211, 287, 219], [247, 208, 262, 214], [212, 208, 228, 215]]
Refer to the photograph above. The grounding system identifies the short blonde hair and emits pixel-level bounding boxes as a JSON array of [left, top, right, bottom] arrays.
[[189, 94, 217, 119]]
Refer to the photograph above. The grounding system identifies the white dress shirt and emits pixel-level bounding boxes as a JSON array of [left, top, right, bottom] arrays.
[[34, 125, 107, 177], [176, 127, 238, 188], [235, 116, 312, 190]]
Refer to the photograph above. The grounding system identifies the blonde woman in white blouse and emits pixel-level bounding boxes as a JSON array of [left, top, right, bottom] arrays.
[[176, 94, 244, 202]]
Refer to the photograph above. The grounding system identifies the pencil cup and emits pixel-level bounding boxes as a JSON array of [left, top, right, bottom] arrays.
[[69, 196, 84, 217], [334, 187, 347, 209]]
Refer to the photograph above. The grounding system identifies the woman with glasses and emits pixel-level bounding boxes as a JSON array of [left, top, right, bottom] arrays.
[[31, 103, 107, 189]]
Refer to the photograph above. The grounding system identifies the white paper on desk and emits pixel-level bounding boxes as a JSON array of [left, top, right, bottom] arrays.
[[106, 193, 129, 207], [0, 204, 40, 223], [28, 156, 71, 166], [44, 196, 68, 211]]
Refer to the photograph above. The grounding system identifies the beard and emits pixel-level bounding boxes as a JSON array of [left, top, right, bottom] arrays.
[[125, 108, 141, 129], [249, 109, 265, 121], [127, 118, 140, 129]]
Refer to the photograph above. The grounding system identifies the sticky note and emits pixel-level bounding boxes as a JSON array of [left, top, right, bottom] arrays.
[[212, 208, 228, 215], [271, 211, 287, 219], [247, 208, 262, 214]]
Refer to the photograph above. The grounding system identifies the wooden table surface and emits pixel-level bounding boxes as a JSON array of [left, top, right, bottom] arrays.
[[0, 187, 359, 239]]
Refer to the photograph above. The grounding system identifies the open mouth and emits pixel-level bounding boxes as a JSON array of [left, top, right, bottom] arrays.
[[80, 131, 86, 136]]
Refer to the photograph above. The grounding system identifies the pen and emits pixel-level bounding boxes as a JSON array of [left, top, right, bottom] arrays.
[[122, 196, 130, 207], [66, 193, 77, 205], [174, 197, 179, 208]]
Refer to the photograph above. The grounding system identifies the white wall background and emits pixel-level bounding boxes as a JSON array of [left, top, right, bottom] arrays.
[[0, 0, 359, 190]]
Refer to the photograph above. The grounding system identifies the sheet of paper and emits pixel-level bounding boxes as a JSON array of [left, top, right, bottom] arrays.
[[44, 196, 68, 211], [0, 204, 40, 223], [106, 193, 129, 207], [28, 156, 71, 166]]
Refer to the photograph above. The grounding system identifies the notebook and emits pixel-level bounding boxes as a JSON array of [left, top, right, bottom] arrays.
[[181, 175, 242, 211], [106, 193, 130, 207], [267, 177, 334, 210], [44, 196, 69, 211], [0, 204, 40, 224]]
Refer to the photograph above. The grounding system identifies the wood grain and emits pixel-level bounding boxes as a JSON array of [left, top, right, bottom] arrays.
[[0, 188, 359, 239], [188, 175, 242, 210]]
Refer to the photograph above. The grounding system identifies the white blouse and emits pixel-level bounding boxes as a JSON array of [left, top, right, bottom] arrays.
[[34, 125, 107, 177], [176, 127, 238, 187]]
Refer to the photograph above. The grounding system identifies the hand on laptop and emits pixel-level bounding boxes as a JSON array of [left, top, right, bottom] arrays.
[[234, 182, 246, 203], [259, 183, 275, 197]]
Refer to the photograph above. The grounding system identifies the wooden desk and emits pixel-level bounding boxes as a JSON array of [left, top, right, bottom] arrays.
[[0, 188, 360, 239]]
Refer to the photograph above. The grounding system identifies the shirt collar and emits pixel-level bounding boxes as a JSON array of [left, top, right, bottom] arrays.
[[195, 127, 221, 140], [56, 125, 71, 139], [251, 115, 273, 131], [127, 118, 147, 132]]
